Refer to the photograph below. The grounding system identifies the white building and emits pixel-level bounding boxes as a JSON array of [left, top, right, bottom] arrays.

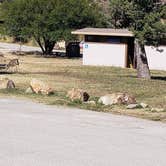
[[72, 28, 166, 70]]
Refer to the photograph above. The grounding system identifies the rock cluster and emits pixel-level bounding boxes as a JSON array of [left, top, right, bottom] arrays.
[[0, 76, 150, 110], [98, 93, 136, 106]]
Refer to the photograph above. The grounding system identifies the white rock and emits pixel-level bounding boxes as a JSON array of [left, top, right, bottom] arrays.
[[140, 103, 148, 108], [25, 87, 34, 94], [98, 95, 114, 106], [151, 108, 165, 112], [126, 104, 141, 109], [85, 100, 96, 105]]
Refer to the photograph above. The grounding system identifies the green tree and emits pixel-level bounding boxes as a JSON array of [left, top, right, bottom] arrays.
[[1, 0, 104, 55], [109, 0, 166, 79], [109, 0, 136, 28]]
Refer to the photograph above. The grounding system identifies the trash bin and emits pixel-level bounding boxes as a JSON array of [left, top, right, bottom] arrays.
[[66, 42, 80, 58]]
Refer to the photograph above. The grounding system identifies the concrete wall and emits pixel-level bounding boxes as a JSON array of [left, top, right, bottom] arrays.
[[83, 42, 126, 67], [146, 46, 166, 70]]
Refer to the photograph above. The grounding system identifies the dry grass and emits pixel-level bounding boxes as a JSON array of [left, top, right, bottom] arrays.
[[1, 53, 166, 121]]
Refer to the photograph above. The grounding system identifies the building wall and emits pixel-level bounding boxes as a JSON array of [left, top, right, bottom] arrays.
[[82, 41, 166, 71], [146, 46, 166, 70], [83, 42, 127, 67]]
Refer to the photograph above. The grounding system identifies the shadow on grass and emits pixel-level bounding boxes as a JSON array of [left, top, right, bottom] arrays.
[[151, 76, 166, 81], [17, 71, 69, 76], [126, 75, 166, 81], [0, 88, 27, 95], [12, 50, 83, 59], [0, 72, 15, 75]]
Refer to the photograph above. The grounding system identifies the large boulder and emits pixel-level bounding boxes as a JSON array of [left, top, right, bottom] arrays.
[[30, 79, 54, 95], [0, 77, 15, 89], [98, 93, 136, 106], [67, 88, 90, 102]]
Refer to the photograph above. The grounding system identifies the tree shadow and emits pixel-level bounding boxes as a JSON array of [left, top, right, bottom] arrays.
[[120, 75, 166, 81], [151, 76, 166, 81], [0, 72, 14, 75]]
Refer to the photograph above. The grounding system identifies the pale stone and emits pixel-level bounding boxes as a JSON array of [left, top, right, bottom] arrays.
[[85, 100, 96, 105], [140, 103, 148, 108], [98, 95, 115, 106], [126, 104, 141, 109], [7, 80, 15, 89], [67, 88, 90, 102], [151, 108, 165, 112], [0, 78, 9, 89], [25, 87, 34, 94], [30, 79, 54, 95]]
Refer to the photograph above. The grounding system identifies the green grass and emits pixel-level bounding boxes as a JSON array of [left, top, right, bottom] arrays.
[[0, 54, 166, 121]]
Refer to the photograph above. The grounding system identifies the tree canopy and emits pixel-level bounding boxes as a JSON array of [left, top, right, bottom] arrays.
[[109, 0, 166, 79], [1, 0, 105, 55], [109, 0, 166, 46]]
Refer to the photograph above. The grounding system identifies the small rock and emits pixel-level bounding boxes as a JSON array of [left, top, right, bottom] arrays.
[[0, 78, 9, 89], [67, 88, 90, 102], [140, 103, 148, 108], [25, 87, 34, 94], [151, 108, 165, 112], [30, 79, 54, 95], [0, 77, 15, 89], [7, 80, 15, 89], [85, 100, 96, 105], [126, 104, 141, 109], [0, 52, 4, 57]]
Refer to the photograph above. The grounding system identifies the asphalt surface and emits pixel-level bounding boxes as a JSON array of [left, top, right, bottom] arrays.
[[0, 98, 166, 166], [0, 42, 65, 54], [0, 42, 41, 53]]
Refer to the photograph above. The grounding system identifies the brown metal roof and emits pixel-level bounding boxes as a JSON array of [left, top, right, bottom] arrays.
[[72, 28, 134, 37]]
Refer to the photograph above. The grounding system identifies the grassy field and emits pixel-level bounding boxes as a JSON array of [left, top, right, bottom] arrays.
[[1, 53, 166, 121]]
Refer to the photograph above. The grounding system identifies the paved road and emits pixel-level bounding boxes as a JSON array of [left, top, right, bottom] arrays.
[[0, 98, 166, 166], [0, 42, 41, 53], [0, 42, 65, 54]]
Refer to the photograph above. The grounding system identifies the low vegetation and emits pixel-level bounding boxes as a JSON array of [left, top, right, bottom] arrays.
[[0, 54, 166, 121]]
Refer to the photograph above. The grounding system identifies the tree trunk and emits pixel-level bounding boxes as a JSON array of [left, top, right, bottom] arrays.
[[35, 37, 45, 54], [43, 39, 55, 56], [34, 36, 55, 56], [135, 40, 151, 79]]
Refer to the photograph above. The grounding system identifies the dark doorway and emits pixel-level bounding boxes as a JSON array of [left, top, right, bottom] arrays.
[[127, 37, 135, 68]]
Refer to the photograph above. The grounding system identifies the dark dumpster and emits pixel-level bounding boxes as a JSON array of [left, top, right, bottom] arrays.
[[66, 42, 80, 58]]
